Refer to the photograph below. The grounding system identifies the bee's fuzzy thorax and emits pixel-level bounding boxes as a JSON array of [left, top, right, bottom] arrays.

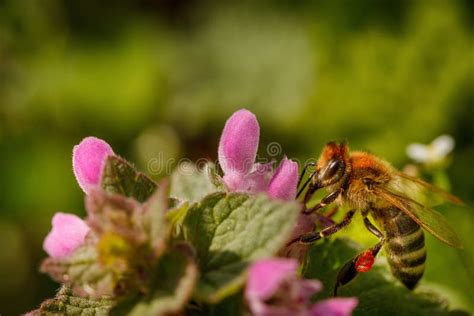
[[319, 142, 349, 165], [350, 151, 393, 173]]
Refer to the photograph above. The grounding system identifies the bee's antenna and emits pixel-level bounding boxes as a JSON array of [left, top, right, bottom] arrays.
[[297, 162, 316, 188], [296, 162, 316, 199], [296, 176, 313, 199]]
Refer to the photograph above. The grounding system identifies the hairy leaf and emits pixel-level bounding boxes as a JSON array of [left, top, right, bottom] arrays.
[[101, 156, 157, 202], [40, 241, 117, 298], [302, 238, 470, 316], [170, 162, 219, 204], [183, 192, 300, 302], [142, 180, 171, 255], [30, 286, 114, 316]]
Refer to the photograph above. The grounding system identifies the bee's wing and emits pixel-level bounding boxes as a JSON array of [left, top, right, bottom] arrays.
[[374, 186, 463, 248], [396, 172, 464, 206]]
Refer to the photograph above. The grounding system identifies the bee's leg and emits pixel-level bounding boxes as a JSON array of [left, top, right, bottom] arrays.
[[333, 214, 385, 296], [302, 181, 319, 204], [288, 209, 355, 245], [303, 188, 342, 214], [362, 216, 385, 258]]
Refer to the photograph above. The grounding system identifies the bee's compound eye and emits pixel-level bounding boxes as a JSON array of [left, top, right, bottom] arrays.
[[319, 159, 344, 183], [325, 159, 342, 179]]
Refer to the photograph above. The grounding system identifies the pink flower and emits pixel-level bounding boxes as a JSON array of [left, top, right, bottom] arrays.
[[245, 258, 358, 316], [43, 212, 90, 258], [73, 137, 114, 194], [218, 109, 298, 201]]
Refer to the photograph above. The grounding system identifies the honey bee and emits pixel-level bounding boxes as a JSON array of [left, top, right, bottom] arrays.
[[292, 142, 463, 293]]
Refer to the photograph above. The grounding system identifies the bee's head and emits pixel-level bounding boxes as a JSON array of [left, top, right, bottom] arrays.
[[313, 142, 350, 188]]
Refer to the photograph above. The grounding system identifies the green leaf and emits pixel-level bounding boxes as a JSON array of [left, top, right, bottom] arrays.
[[183, 192, 300, 302], [170, 162, 219, 204], [110, 245, 198, 316], [101, 155, 157, 202], [166, 201, 190, 237], [31, 286, 114, 316], [302, 238, 469, 316], [40, 242, 117, 298], [142, 180, 171, 254]]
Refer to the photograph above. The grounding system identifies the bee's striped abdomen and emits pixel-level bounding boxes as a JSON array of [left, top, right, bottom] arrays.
[[378, 208, 426, 289]]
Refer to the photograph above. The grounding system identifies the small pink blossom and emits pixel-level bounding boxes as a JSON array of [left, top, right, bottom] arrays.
[[245, 258, 358, 316], [218, 109, 298, 200], [268, 157, 299, 201], [43, 212, 90, 258], [73, 136, 114, 194]]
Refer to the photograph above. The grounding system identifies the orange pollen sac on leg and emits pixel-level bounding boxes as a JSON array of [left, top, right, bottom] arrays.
[[355, 250, 375, 273]]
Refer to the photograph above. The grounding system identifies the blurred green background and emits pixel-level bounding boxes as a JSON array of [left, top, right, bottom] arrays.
[[0, 0, 473, 314]]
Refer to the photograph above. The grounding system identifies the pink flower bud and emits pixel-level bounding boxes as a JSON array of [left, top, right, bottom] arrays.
[[218, 109, 260, 176], [267, 157, 298, 201], [43, 212, 90, 258], [73, 137, 114, 194]]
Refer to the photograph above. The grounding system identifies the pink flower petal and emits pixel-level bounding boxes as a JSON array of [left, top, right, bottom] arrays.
[[218, 109, 260, 175], [222, 171, 246, 192], [246, 258, 298, 301], [73, 137, 114, 194], [43, 212, 90, 258], [247, 162, 274, 192], [311, 297, 358, 316], [267, 157, 299, 201], [224, 162, 274, 193]]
